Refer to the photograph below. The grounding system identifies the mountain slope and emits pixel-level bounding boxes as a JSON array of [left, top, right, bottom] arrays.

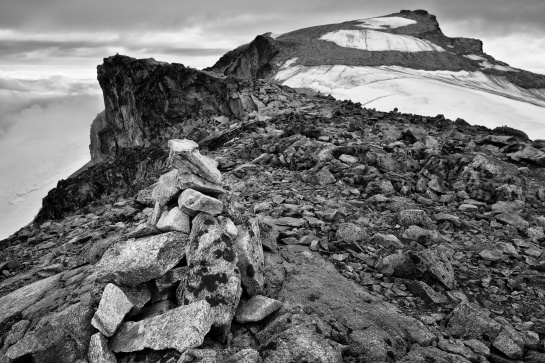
[[207, 10, 545, 139]]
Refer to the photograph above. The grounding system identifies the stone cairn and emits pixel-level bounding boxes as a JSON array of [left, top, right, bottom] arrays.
[[86, 139, 280, 362]]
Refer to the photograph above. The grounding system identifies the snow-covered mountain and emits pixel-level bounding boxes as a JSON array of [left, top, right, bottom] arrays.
[[208, 9, 545, 139]]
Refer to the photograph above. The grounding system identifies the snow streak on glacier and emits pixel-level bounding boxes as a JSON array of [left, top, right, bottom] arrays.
[[320, 29, 445, 52], [275, 65, 545, 139]]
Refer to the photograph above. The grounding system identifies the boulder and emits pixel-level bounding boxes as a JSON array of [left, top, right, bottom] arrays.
[[495, 213, 529, 231], [418, 246, 456, 289], [447, 302, 501, 341], [236, 295, 282, 323], [151, 170, 181, 206], [492, 326, 525, 359], [97, 232, 189, 285], [336, 223, 367, 243], [177, 171, 225, 196], [7, 301, 95, 363], [91, 283, 134, 337], [88, 333, 117, 363], [316, 166, 336, 185], [168, 139, 222, 184], [177, 213, 242, 339], [178, 188, 224, 216], [399, 209, 434, 228], [233, 219, 265, 296], [110, 300, 214, 353], [156, 207, 191, 233]]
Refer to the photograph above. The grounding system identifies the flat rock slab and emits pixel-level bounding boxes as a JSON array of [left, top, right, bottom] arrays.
[[110, 300, 213, 353], [236, 295, 282, 323], [233, 219, 265, 296], [88, 333, 117, 363], [92, 283, 134, 337], [97, 232, 189, 285], [0, 273, 61, 327], [178, 188, 223, 216], [177, 171, 225, 197], [156, 207, 191, 233], [177, 213, 242, 339], [447, 302, 501, 341], [7, 301, 95, 363]]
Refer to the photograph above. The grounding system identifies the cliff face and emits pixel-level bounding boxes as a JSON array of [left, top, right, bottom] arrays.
[[92, 55, 287, 164]]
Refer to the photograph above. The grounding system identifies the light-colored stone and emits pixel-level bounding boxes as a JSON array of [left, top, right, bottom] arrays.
[[233, 219, 265, 296], [339, 154, 358, 164], [399, 209, 434, 228], [92, 283, 134, 337], [492, 326, 525, 359], [97, 232, 189, 285], [151, 170, 181, 206], [169, 139, 222, 184], [336, 223, 367, 243], [178, 188, 223, 216], [156, 207, 191, 233], [88, 333, 117, 363], [447, 302, 501, 341], [495, 213, 529, 231], [3, 320, 30, 347], [236, 295, 282, 323], [177, 214, 242, 339], [110, 300, 214, 353], [316, 166, 336, 185], [224, 349, 262, 363]]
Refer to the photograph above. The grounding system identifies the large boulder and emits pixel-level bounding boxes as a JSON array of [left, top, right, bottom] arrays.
[[458, 154, 522, 202], [177, 213, 242, 339], [447, 302, 502, 341], [110, 300, 214, 353], [233, 219, 265, 296], [91, 283, 134, 337], [97, 232, 189, 285]]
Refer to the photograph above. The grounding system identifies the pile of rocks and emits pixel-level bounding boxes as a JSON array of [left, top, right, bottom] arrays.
[[87, 139, 282, 361]]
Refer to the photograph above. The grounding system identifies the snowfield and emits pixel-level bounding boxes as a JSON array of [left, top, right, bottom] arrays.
[[275, 65, 545, 139], [357, 16, 417, 29], [464, 55, 518, 72], [320, 29, 445, 52]]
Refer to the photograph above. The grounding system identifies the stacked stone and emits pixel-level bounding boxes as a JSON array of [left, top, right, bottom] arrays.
[[82, 139, 279, 362]]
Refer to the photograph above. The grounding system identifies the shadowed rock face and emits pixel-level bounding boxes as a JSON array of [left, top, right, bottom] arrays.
[[93, 55, 261, 164]]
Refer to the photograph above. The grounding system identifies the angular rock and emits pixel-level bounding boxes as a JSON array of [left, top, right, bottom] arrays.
[[492, 326, 525, 359], [110, 300, 214, 353], [88, 333, 117, 363], [177, 213, 242, 339], [458, 154, 521, 202], [177, 171, 225, 196], [236, 295, 282, 323], [406, 280, 449, 304], [316, 166, 336, 185], [418, 246, 456, 289], [156, 207, 191, 233], [399, 347, 471, 363], [126, 222, 161, 239], [97, 232, 189, 285], [4, 320, 30, 347], [233, 219, 265, 296], [178, 188, 223, 216], [336, 223, 367, 243], [169, 139, 222, 184], [339, 154, 358, 164], [402, 225, 449, 244], [495, 213, 529, 231], [7, 301, 95, 363], [151, 170, 181, 206], [399, 209, 434, 228], [92, 283, 134, 337], [447, 302, 501, 341]]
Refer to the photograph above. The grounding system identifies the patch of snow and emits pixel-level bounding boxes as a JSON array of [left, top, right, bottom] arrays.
[[464, 54, 485, 61], [275, 65, 545, 139], [320, 29, 445, 52], [357, 16, 417, 29], [269, 33, 282, 39], [281, 58, 298, 68]]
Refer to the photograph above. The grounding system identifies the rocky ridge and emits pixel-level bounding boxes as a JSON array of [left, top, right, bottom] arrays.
[[1, 54, 545, 362]]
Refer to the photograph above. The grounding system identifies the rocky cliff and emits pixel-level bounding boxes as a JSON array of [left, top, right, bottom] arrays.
[[3, 49, 545, 362]]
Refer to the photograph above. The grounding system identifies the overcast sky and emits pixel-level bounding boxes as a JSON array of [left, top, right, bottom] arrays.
[[1, 0, 544, 78]]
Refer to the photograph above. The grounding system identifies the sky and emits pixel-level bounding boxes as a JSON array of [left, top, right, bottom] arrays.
[[0, 0, 544, 238]]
